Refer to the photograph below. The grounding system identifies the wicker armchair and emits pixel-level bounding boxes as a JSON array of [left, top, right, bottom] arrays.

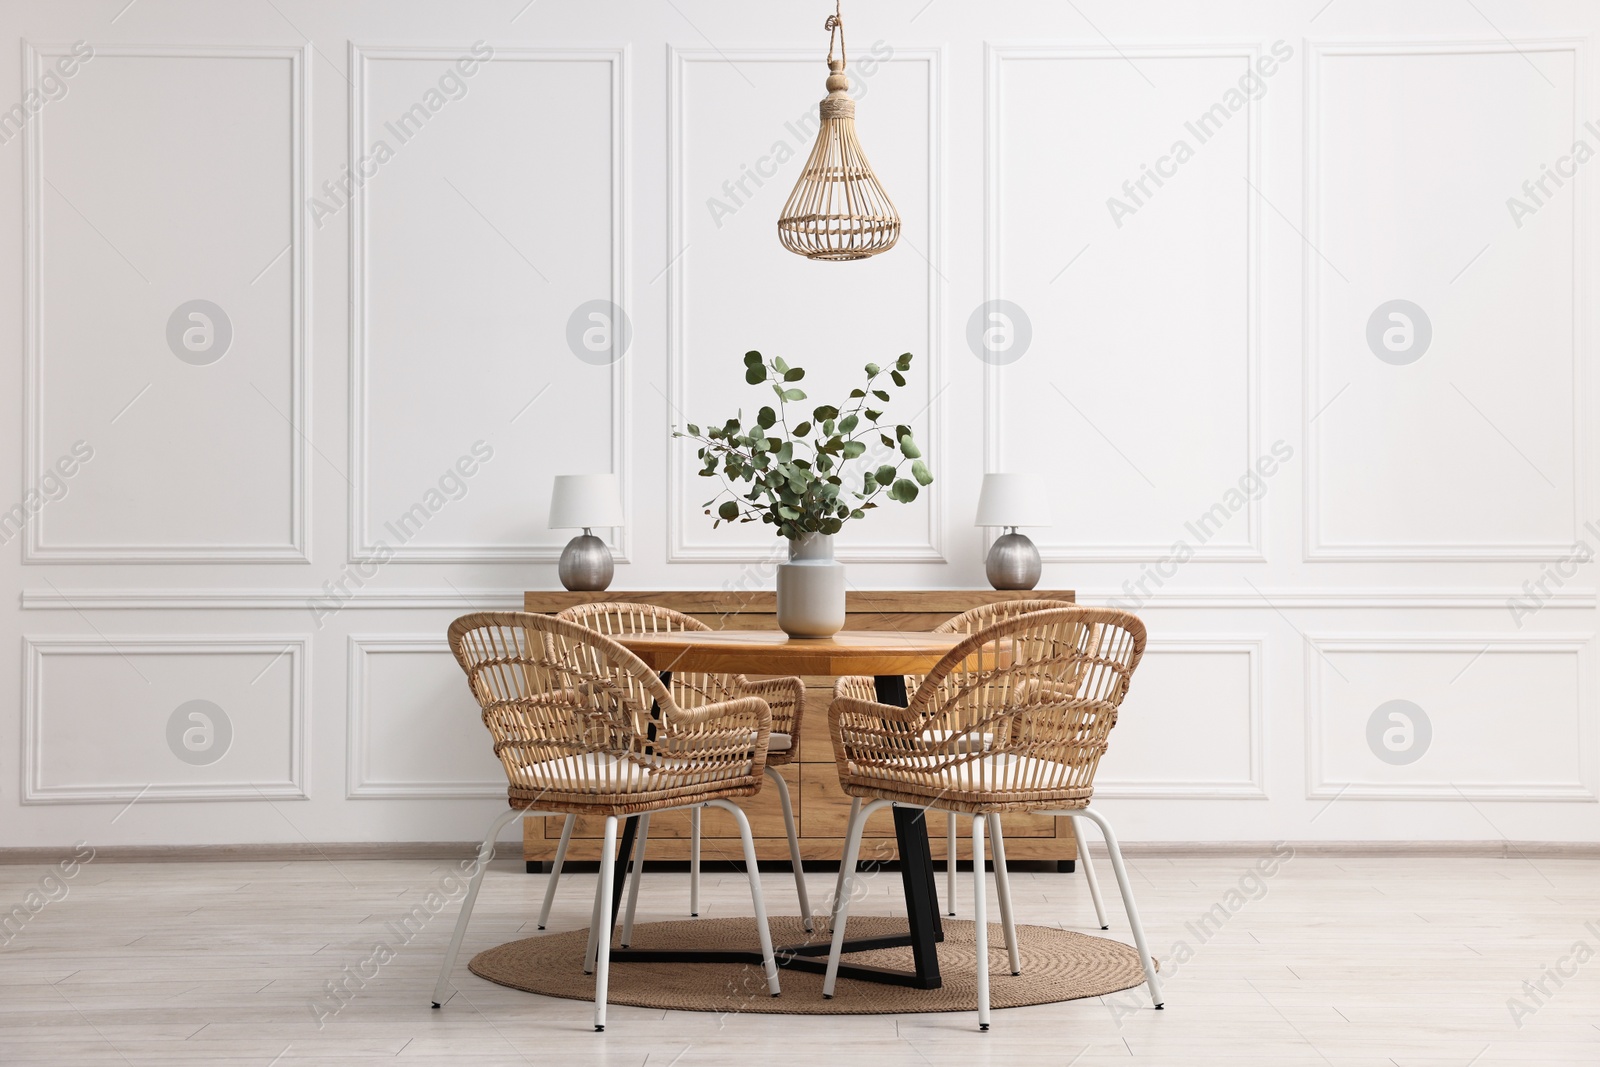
[[833, 598, 1075, 918], [431, 612, 781, 1031], [823, 607, 1162, 1030], [553, 602, 811, 935]]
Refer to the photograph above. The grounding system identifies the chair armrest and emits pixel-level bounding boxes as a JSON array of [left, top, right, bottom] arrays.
[[737, 676, 804, 740], [655, 695, 773, 778], [827, 695, 932, 778]]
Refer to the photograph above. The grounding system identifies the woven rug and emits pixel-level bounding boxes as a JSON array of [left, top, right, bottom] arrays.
[[468, 915, 1153, 1015]]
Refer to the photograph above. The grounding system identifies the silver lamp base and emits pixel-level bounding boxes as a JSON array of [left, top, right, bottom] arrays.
[[985, 529, 1041, 590], [558, 529, 614, 591]]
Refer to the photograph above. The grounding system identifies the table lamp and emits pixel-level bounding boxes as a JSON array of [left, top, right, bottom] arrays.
[[549, 474, 624, 591], [974, 473, 1052, 590]]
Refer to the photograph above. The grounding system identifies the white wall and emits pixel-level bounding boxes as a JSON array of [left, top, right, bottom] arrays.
[[2, 0, 1596, 847]]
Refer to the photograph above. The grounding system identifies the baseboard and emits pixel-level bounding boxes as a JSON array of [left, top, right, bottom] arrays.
[[3, 839, 1598, 864], [1108, 841, 1600, 858], [0, 842, 489, 864]]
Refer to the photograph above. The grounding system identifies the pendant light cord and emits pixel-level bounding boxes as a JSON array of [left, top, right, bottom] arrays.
[[825, 0, 847, 68]]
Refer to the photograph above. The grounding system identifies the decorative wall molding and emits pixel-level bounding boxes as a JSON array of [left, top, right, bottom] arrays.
[[1302, 38, 1588, 561], [1094, 635, 1266, 799], [22, 635, 308, 803], [1304, 631, 1596, 801], [1073, 587, 1598, 610], [665, 46, 946, 563], [19, 588, 527, 610], [348, 43, 630, 563], [346, 635, 504, 799], [984, 44, 1264, 562], [22, 42, 311, 562], [19, 586, 1595, 611]]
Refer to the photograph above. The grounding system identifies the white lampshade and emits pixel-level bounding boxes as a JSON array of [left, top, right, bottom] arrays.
[[548, 474, 624, 530], [973, 473, 1052, 528]]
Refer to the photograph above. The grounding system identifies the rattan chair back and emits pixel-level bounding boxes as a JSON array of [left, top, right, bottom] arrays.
[[448, 611, 770, 815], [831, 607, 1146, 811]]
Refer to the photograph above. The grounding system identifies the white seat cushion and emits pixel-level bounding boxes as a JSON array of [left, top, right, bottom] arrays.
[[919, 728, 993, 753], [853, 751, 1071, 792], [520, 752, 653, 790]]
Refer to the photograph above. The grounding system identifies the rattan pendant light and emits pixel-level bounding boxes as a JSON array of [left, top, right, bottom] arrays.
[[777, 1, 900, 261]]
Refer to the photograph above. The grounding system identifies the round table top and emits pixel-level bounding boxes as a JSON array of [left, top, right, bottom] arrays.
[[610, 629, 967, 676]]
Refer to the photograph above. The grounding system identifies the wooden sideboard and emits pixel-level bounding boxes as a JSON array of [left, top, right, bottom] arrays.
[[520, 589, 1080, 872]]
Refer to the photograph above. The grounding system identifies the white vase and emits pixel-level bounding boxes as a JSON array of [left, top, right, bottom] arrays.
[[776, 533, 846, 638]]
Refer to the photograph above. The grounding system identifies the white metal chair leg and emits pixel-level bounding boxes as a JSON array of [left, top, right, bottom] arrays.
[[689, 806, 701, 916], [538, 813, 575, 930], [767, 766, 812, 931], [824, 798, 889, 997], [831, 796, 862, 916], [986, 813, 1020, 976], [620, 814, 650, 948], [583, 839, 604, 975], [592, 816, 619, 1031], [972, 814, 990, 1031], [946, 812, 958, 916], [708, 799, 781, 996], [1069, 814, 1109, 929], [432, 806, 522, 1008], [1077, 806, 1163, 1008]]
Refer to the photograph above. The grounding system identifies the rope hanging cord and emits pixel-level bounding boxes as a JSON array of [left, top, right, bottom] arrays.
[[776, 0, 900, 261]]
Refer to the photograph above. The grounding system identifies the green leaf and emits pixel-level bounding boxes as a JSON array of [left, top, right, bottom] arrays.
[[851, 509, 866, 520], [899, 435, 922, 459], [862, 471, 877, 490], [773, 355, 790, 374], [777, 441, 794, 464], [889, 478, 920, 503], [865, 362, 881, 376], [757, 406, 777, 429], [849, 388, 867, 399], [911, 459, 933, 486], [783, 388, 807, 402], [875, 464, 897, 486], [686, 423, 700, 435], [718, 500, 740, 520], [745, 366, 766, 385], [772, 383, 787, 401], [841, 440, 866, 459], [783, 367, 805, 382], [890, 369, 906, 387], [880, 434, 895, 448], [792, 420, 812, 437], [744, 350, 764, 367], [813, 405, 839, 422], [864, 409, 882, 421], [897, 352, 913, 370], [839, 413, 859, 434], [872, 389, 891, 402]]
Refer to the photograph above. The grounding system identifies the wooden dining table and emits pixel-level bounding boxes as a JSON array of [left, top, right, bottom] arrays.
[[602, 628, 975, 990]]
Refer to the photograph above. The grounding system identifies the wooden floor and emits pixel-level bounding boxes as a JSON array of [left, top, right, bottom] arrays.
[[2, 850, 1598, 1065]]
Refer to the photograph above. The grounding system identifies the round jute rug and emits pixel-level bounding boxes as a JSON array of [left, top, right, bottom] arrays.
[[468, 915, 1153, 1015]]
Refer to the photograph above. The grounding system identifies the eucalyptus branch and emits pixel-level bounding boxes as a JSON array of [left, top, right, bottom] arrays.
[[675, 350, 932, 540]]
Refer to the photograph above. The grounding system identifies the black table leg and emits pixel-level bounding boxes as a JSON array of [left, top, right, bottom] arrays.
[[608, 671, 670, 931], [606, 670, 947, 989], [609, 816, 638, 930]]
